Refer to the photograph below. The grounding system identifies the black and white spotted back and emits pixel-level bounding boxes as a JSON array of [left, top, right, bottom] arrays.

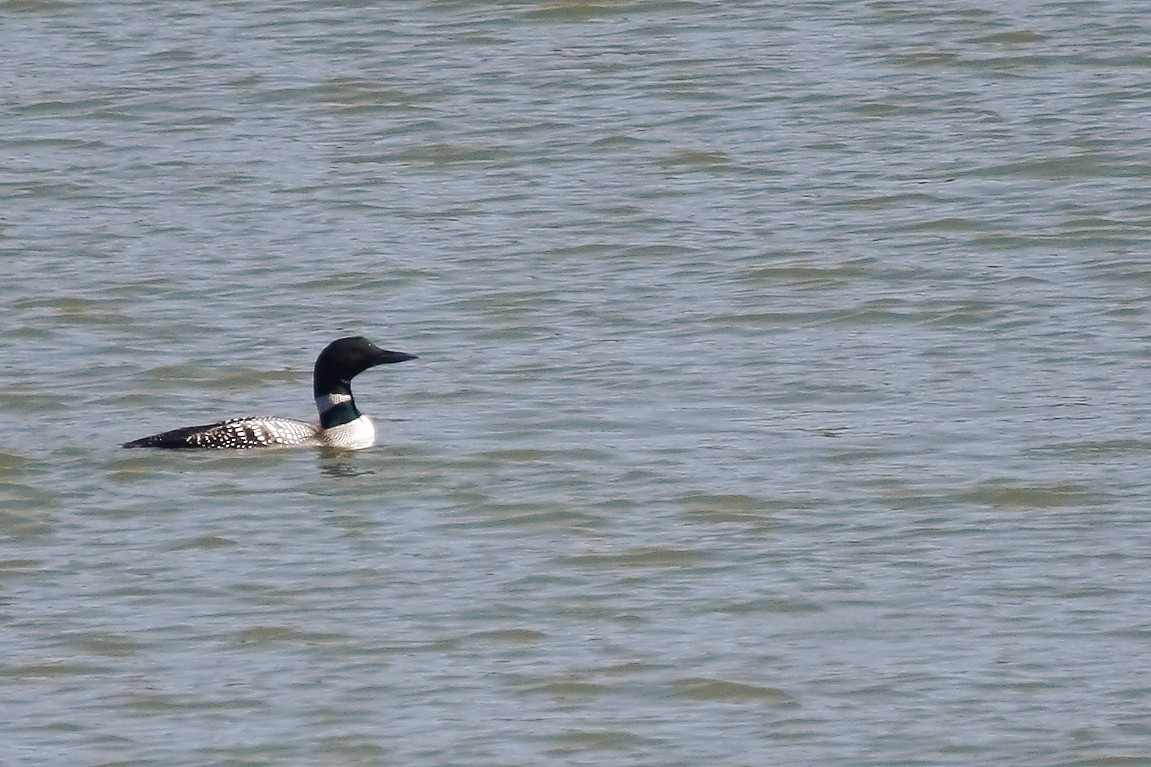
[[123, 417, 320, 449]]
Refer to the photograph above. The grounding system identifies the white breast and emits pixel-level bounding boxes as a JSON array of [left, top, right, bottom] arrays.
[[318, 414, 376, 450]]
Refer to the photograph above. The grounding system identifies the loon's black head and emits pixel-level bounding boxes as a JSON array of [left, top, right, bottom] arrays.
[[313, 336, 417, 398]]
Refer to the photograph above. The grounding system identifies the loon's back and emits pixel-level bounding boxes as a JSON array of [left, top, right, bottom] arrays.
[[123, 337, 415, 451], [123, 417, 321, 449]]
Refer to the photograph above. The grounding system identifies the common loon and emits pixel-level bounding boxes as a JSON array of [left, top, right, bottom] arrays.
[[123, 336, 416, 450]]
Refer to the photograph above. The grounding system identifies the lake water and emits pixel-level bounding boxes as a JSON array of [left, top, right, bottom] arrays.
[[3, 2, 1151, 765]]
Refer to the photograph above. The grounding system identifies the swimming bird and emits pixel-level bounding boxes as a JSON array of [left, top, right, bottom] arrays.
[[123, 336, 416, 450]]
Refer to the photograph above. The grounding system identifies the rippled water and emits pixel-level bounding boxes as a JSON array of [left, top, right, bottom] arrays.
[[4, 2, 1151, 764]]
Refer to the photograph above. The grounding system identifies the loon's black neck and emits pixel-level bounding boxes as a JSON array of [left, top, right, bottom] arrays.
[[315, 385, 362, 429]]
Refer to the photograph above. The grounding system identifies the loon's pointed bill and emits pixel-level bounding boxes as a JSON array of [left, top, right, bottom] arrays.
[[376, 350, 418, 364], [123, 336, 416, 450]]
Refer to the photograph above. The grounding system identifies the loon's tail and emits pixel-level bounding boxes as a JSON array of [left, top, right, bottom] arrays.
[[123, 422, 229, 448]]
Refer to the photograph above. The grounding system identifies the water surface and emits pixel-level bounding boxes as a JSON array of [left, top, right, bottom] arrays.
[[3, 2, 1151, 764]]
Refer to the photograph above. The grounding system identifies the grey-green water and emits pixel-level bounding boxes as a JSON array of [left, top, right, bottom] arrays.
[[4, 2, 1151, 765]]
